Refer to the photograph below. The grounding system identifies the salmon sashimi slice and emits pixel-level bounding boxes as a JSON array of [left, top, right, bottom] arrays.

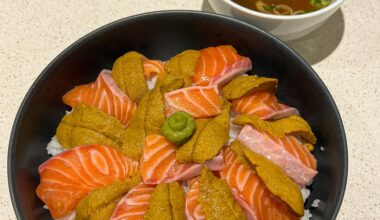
[[143, 59, 166, 78], [232, 91, 299, 120], [238, 125, 317, 186], [110, 183, 155, 220], [220, 149, 300, 220], [140, 134, 225, 184], [36, 145, 139, 218], [186, 178, 206, 220], [62, 70, 137, 126], [204, 151, 225, 171], [273, 135, 317, 170], [164, 86, 222, 118], [192, 45, 252, 87]]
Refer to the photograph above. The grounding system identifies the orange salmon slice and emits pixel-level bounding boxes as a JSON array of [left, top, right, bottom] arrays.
[[110, 183, 155, 220], [185, 178, 205, 220], [164, 86, 222, 118], [238, 125, 317, 186], [143, 59, 166, 78], [192, 45, 252, 87], [62, 70, 137, 126], [232, 91, 299, 120], [220, 149, 300, 220], [140, 134, 224, 184], [36, 145, 139, 218]]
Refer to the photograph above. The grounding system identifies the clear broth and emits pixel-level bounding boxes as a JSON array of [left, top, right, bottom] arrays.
[[233, 0, 318, 14]]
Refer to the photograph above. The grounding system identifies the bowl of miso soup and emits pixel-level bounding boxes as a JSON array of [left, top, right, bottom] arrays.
[[208, 0, 344, 41]]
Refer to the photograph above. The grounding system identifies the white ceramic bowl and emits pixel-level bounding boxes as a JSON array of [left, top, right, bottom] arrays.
[[208, 0, 344, 41]]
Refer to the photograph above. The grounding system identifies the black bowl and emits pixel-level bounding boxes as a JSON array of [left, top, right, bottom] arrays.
[[8, 10, 347, 220]]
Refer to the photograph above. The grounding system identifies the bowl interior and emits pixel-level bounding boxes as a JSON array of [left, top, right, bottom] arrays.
[[8, 11, 347, 220], [223, 0, 344, 20]]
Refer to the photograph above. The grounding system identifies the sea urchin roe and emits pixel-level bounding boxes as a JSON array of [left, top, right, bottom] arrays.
[[176, 119, 209, 163], [121, 92, 148, 160], [169, 182, 186, 220], [122, 86, 165, 160], [229, 140, 251, 168], [111, 51, 148, 103], [164, 50, 200, 87], [144, 182, 186, 220], [233, 114, 317, 145], [155, 74, 187, 94], [222, 75, 278, 100], [144, 86, 166, 135], [243, 149, 304, 216], [176, 101, 230, 163], [75, 174, 142, 220], [56, 104, 125, 150], [162, 111, 196, 145], [199, 167, 246, 220], [305, 143, 315, 151]]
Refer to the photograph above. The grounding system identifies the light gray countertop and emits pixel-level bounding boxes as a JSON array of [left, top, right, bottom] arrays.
[[0, 0, 379, 219]]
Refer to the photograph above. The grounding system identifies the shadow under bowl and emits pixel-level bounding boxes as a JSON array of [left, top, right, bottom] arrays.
[[8, 10, 347, 220]]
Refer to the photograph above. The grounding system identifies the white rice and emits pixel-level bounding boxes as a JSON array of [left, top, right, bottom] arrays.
[[228, 123, 242, 145], [55, 211, 76, 220], [46, 111, 70, 156], [46, 136, 66, 156], [300, 188, 311, 219], [301, 209, 312, 220], [311, 199, 320, 208], [227, 112, 242, 144], [301, 188, 310, 203], [320, 146, 325, 151], [146, 75, 158, 90], [300, 188, 321, 219], [44, 206, 75, 220]]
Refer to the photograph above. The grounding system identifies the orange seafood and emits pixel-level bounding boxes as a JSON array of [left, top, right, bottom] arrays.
[[36, 145, 139, 218], [192, 45, 252, 87], [164, 86, 222, 118], [110, 183, 155, 220], [140, 134, 224, 184], [220, 148, 299, 220], [143, 59, 166, 78], [185, 178, 205, 220], [62, 70, 137, 126], [232, 91, 299, 120], [238, 125, 317, 186]]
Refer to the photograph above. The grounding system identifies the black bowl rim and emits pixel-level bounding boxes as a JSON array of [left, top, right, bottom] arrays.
[[7, 10, 348, 219]]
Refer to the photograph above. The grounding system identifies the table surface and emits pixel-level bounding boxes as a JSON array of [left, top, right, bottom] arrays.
[[1, 0, 379, 219]]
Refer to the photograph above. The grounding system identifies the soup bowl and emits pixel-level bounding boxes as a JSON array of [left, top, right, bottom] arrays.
[[208, 0, 344, 41], [8, 11, 347, 219]]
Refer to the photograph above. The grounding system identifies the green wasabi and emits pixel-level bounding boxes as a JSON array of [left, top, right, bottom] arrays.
[[161, 111, 195, 145]]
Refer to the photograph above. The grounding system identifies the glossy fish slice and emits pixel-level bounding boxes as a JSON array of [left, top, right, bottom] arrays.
[[110, 183, 155, 220], [232, 91, 299, 120], [238, 125, 317, 186], [220, 149, 299, 220], [140, 134, 224, 184], [143, 59, 166, 78], [192, 45, 252, 87], [164, 86, 222, 118], [275, 134, 317, 170], [185, 179, 206, 220], [36, 145, 139, 218], [62, 70, 137, 126]]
